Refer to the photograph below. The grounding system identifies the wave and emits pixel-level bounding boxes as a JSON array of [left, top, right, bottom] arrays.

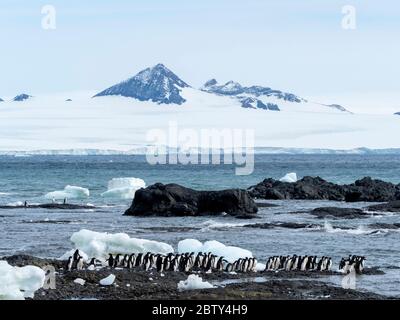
[[199, 219, 249, 232], [322, 221, 396, 235]]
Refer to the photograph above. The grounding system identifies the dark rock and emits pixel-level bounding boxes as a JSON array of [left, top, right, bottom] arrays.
[[310, 207, 368, 219], [124, 183, 258, 217], [366, 200, 400, 212], [248, 176, 400, 202], [345, 177, 400, 202], [244, 222, 318, 229], [249, 176, 345, 201], [368, 223, 400, 230], [0, 203, 95, 210]]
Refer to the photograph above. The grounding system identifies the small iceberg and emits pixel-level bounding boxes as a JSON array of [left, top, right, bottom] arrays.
[[279, 172, 298, 183], [45, 185, 90, 200], [178, 239, 253, 263], [178, 274, 214, 291], [69, 229, 173, 259], [0, 261, 45, 300], [101, 177, 145, 200]]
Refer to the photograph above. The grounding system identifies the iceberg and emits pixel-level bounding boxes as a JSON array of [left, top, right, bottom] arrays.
[[279, 172, 298, 183], [69, 229, 173, 259], [177, 274, 214, 291], [178, 239, 253, 263], [0, 261, 45, 300], [101, 177, 145, 200], [45, 185, 90, 200]]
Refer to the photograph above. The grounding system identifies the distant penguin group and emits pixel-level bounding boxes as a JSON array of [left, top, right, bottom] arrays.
[[339, 255, 366, 274], [65, 250, 256, 274], [65, 249, 85, 271], [264, 255, 332, 272]]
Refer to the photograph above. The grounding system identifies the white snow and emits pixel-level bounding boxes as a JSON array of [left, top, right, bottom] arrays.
[[74, 278, 86, 286], [69, 229, 174, 259], [45, 185, 89, 200], [177, 274, 214, 291], [99, 274, 115, 286], [0, 89, 399, 153], [101, 177, 145, 200], [178, 239, 252, 263], [279, 172, 298, 183], [0, 261, 45, 300]]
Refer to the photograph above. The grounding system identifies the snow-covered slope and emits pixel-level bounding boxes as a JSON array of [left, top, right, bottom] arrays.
[[0, 88, 399, 153], [12, 94, 32, 102], [93, 63, 189, 105], [201, 79, 350, 113]]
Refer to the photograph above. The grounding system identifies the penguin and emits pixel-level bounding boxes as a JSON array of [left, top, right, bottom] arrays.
[[127, 254, 136, 269], [106, 254, 114, 268], [285, 257, 293, 271], [73, 249, 81, 262], [113, 254, 121, 268], [135, 253, 143, 267], [87, 258, 96, 270], [326, 257, 332, 271], [163, 256, 171, 272], [76, 256, 84, 270], [144, 256, 152, 271], [156, 255, 164, 272], [66, 256, 73, 271], [225, 263, 233, 272], [300, 256, 309, 271]]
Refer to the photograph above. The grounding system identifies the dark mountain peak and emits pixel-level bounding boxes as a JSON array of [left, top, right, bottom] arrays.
[[395, 112, 400, 116], [0, 97, 3, 102], [94, 64, 190, 105], [13, 94, 32, 101]]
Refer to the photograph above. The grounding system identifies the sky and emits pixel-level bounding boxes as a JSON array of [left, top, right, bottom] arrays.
[[0, 0, 400, 113]]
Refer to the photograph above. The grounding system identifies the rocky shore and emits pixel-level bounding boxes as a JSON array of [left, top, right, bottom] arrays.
[[2, 255, 389, 300]]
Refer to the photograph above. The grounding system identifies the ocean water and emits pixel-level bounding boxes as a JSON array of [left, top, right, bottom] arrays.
[[0, 154, 400, 297]]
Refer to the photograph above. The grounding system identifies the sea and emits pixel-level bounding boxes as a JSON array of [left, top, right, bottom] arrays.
[[0, 154, 400, 297]]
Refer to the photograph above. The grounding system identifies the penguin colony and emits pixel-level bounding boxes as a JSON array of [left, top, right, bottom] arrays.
[[65, 250, 366, 274], [339, 255, 366, 274], [66, 250, 257, 273], [264, 255, 332, 272]]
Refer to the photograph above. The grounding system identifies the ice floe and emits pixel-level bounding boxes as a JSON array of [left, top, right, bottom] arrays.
[[279, 172, 298, 183], [178, 239, 253, 263], [0, 261, 45, 300], [177, 274, 214, 291], [69, 229, 174, 259], [101, 177, 145, 200], [45, 185, 90, 200]]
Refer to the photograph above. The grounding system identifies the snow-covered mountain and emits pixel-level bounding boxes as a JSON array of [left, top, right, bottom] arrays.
[[93, 63, 349, 113], [0, 97, 3, 102], [395, 112, 400, 116], [94, 63, 190, 105], [201, 79, 349, 113], [13, 94, 32, 102]]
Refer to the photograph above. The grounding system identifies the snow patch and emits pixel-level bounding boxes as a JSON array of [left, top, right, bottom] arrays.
[[177, 274, 214, 291], [178, 239, 252, 263], [0, 261, 45, 300], [45, 185, 89, 200], [101, 177, 145, 200], [279, 172, 298, 183], [69, 229, 173, 259], [74, 278, 86, 286]]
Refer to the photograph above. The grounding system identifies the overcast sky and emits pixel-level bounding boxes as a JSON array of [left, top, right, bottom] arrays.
[[1, 0, 399, 113]]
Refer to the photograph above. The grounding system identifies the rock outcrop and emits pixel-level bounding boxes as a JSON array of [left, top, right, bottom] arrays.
[[248, 176, 400, 203], [124, 183, 258, 217]]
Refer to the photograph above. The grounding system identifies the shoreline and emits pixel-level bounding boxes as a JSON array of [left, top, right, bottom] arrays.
[[2, 255, 392, 300]]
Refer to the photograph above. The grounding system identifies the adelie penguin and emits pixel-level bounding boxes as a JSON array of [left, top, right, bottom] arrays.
[[76, 256, 84, 270], [106, 254, 114, 268], [66, 256, 73, 271]]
